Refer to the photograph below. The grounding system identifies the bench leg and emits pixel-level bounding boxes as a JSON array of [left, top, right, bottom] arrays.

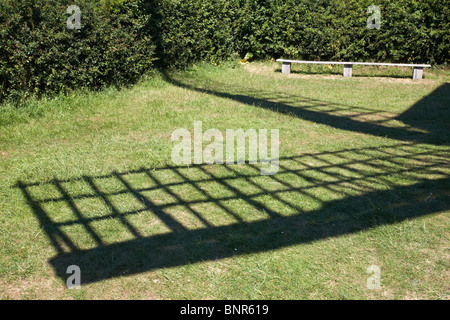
[[412, 67, 423, 80], [282, 62, 291, 75], [343, 64, 353, 77]]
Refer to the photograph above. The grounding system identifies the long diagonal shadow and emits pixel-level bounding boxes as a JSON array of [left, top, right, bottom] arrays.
[[15, 143, 450, 284], [160, 72, 449, 145]]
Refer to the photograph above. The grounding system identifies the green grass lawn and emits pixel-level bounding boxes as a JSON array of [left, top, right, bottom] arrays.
[[0, 61, 449, 299]]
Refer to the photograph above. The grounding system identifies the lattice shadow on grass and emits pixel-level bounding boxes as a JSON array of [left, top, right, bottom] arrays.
[[16, 143, 450, 284]]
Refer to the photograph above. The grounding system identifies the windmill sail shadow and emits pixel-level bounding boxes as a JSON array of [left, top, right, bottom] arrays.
[[15, 143, 450, 284]]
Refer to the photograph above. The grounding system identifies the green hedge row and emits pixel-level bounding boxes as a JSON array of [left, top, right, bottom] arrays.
[[147, 0, 448, 66], [1, 0, 448, 102], [0, 0, 155, 101]]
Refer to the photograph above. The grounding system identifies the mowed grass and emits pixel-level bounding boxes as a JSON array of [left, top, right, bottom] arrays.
[[0, 61, 449, 299]]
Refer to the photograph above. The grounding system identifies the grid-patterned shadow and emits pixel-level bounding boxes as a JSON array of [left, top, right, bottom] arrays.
[[16, 143, 450, 284]]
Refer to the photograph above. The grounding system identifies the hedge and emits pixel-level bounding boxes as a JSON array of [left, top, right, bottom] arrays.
[[0, 0, 155, 101], [1, 0, 448, 102]]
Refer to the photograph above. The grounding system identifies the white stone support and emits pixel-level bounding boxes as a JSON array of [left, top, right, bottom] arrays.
[[412, 67, 423, 80], [343, 64, 353, 77], [282, 62, 291, 74]]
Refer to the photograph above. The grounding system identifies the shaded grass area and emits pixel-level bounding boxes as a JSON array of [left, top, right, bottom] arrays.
[[0, 61, 449, 299]]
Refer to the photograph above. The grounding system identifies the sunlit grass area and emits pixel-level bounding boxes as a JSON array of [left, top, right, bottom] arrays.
[[0, 61, 449, 299]]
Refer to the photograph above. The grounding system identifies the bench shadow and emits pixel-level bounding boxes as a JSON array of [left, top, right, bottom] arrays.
[[15, 143, 450, 284], [274, 67, 343, 76]]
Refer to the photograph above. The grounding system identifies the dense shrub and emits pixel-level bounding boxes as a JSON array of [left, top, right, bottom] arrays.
[[1, 0, 448, 102], [0, 0, 155, 101], [140, 0, 240, 69], [231, 0, 449, 64]]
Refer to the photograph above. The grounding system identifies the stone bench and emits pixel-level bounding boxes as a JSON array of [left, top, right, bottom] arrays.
[[276, 59, 431, 80]]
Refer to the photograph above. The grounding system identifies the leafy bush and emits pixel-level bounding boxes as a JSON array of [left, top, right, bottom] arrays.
[[140, 0, 240, 69], [1, 0, 448, 102], [231, 0, 449, 64], [0, 0, 155, 101], [142, 0, 448, 67]]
